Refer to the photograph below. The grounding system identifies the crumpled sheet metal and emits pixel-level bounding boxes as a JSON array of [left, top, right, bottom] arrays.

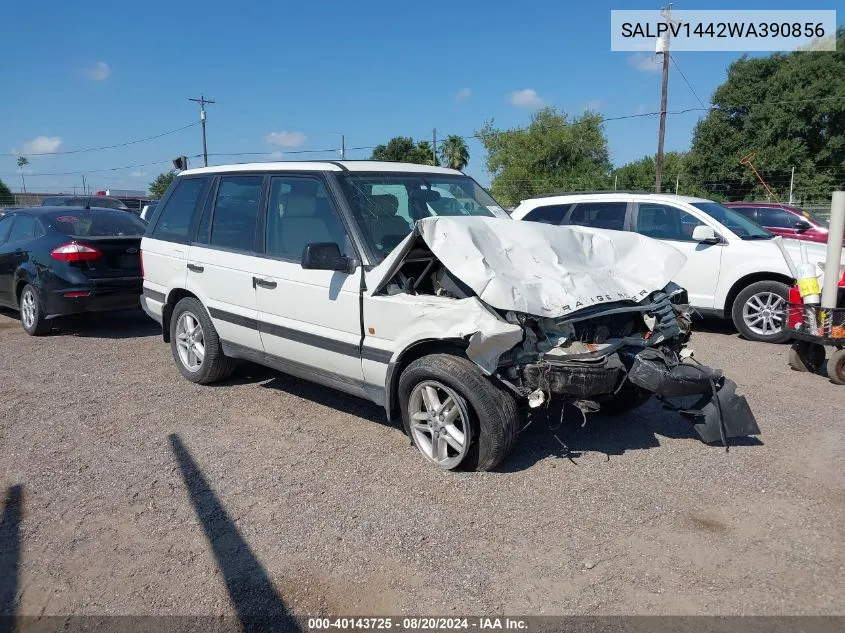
[[368, 216, 688, 319], [382, 294, 523, 374]]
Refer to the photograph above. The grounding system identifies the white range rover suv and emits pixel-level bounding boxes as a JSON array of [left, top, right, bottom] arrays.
[[512, 192, 841, 343], [141, 162, 759, 471]]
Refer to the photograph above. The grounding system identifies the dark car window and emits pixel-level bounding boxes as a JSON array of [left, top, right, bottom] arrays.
[[210, 176, 264, 252], [266, 176, 349, 260], [635, 203, 704, 241], [151, 178, 208, 242], [41, 196, 129, 210], [566, 202, 627, 230], [523, 204, 571, 225], [0, 216, 14, 243], [7, 215, 39, 242], [731, 207, 758, 222], [44, 209, 146, 237], [757, 207, 795, 229]]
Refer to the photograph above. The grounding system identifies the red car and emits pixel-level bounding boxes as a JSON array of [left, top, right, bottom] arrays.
[[724, 202, 837, 244]]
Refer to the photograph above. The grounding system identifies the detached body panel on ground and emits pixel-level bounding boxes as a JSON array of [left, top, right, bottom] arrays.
[[141, 162, 759, 470]]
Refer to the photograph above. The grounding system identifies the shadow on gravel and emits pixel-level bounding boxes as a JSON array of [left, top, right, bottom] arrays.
[[0, 485, 23, 620], [54, 309, 159, 339], [498, 399, 761, 472], [258, 373, 392, 427], [169, 434, 301, 632], [690, 316, 739, 336]]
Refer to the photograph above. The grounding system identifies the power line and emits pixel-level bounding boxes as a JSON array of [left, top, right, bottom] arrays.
[[2, 122, 199, 157], [670, 54, 707, 109]]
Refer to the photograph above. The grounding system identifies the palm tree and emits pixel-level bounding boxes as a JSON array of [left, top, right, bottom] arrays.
[[16, 156, 29, 196], [438, 135, 470, 170]]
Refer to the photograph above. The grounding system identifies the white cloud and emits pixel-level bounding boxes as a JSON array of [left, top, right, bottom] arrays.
[[509, 88, 545, 108], [455, 87, 472, 102], [130, 170, 147, 178], [21, 136, 63, 155], [627, 53, 662, 73], [268, 151, 284, 159], [83, 61, 110, 81], [636, 104, 648, 114], [265, 131, 306, 147], [584, 99, 602, 111]]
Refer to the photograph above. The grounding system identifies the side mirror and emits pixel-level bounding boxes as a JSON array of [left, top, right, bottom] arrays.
[[692, 225, 721, 244], [794, 220, 812, 232], [301, 242, 351, 272]]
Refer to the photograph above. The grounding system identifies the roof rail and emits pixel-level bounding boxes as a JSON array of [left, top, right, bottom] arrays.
[[531, 189, 655, 198]]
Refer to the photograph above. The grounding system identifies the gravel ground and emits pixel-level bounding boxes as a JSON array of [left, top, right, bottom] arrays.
[[0, 308, 843, 617]]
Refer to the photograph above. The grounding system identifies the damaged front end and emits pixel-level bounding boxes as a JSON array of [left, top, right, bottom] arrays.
[[368, 216, 760, 446], [495, 286, 760, 445]]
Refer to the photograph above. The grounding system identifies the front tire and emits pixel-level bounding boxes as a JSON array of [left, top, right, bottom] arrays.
[[398, 354, 519, 471], [731, 280, 790, 343], [169, 297, 236, 384], [19, 284, 50, 336]]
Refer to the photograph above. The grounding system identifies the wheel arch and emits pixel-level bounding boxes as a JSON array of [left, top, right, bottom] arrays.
[[383, 338, 468, 422], [161, 288, 199, 342], [723, 272, 793, 315]]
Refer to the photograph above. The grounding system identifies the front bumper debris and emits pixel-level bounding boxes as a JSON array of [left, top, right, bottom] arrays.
[[627, 347, 760, 443]]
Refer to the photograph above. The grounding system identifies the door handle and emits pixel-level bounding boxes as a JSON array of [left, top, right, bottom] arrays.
[[187, 263, 204, 273], [252, 276, 277, 289]]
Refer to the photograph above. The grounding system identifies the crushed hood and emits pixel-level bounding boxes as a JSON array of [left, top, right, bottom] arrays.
[[367, 216, 688, 319]]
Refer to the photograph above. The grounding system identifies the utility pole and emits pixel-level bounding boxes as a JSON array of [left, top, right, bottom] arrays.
[[432, 128, 437, 166], [81, 174, 87, 196], [788, 166, 795, 204], [654, 4, 674, 193], [340, 135, 346, 160], [188, 94, 215, 167], [675, 174, 680, 194], [614, 174, 618, 190]]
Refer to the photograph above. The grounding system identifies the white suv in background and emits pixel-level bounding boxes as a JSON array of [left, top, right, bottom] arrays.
[[140, 162, 758, 470], [512, 192, 840, 343]]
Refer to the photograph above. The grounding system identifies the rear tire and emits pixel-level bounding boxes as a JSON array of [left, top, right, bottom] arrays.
[[19, 284, 50, 336], [731, 280, 790, 343], [169, 297, 236, 384], [398, 354, 519, 471], [788, 342, 825, 373], [827, 349, 845, 385]]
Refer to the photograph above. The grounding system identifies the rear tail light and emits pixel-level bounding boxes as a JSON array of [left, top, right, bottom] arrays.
[[63, 291, 91, 298], [51, 242, 102, 262]]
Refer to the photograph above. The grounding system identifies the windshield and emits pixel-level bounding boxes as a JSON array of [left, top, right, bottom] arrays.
[[42, 196, 129, 210], [44, 209, 146, 236], [339, 173, 507, 259], [692, 202, 772, 239]]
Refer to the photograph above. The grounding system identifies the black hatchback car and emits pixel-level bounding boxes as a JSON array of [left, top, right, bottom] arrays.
[[0, 207, 145, 335]]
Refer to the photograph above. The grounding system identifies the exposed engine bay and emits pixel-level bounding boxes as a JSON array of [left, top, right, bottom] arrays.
[[374, 227, 760, 446]]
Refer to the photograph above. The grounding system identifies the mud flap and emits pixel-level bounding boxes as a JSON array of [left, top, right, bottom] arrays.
[[677, 378, 761, 444]]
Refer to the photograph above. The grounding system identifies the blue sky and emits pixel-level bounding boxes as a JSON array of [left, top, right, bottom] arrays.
[[0, 0, 840, 194]]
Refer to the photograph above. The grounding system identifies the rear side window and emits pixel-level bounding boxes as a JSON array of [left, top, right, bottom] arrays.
[[0, 216, 14, 243], [8, 216, 40, 242], [210, 176, 264, 251], [45, 210, 146, 237], [523, 204, 570, 225], [566, 202, 627, 230], [151, 177, 208, 242]]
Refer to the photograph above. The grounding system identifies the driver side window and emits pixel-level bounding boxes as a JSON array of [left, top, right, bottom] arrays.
[[635, 203, 703, 241]]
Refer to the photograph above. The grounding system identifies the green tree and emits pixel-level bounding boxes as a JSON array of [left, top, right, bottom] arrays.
[[0, 178, 13, 206], [686, 27, 845, 203], [438, 135, 470, 170], [476, 107, 611, 206], [613, 152, 688, 193], [371, 137, 435, 165], [149, 170, 177, 198], [16, 156, 29, 196]]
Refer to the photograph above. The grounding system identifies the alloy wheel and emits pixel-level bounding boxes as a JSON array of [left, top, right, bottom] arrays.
[[742, 291, 785, 337], [408, 380, 471, 469], [175, 312, 205, 372]]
